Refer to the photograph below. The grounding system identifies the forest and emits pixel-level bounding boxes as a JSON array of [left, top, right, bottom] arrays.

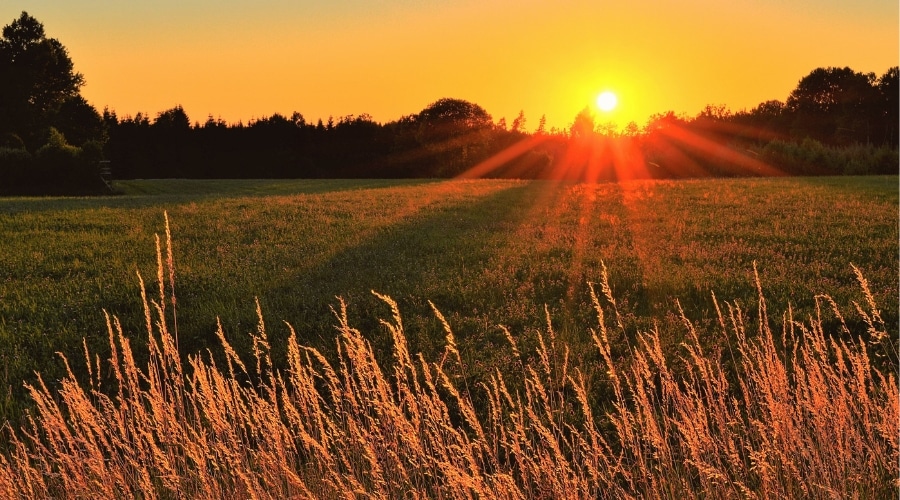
[[1, 11, 898, 195]]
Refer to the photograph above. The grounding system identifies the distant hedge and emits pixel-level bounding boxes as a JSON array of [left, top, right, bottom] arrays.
[[0, 128, 108, 195], [760, 139, 899, 176]]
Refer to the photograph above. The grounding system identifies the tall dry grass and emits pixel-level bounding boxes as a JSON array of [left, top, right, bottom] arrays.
[[0, 216, 896, 499]]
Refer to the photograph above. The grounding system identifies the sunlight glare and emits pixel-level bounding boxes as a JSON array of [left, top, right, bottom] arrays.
[[596, 91, 618, 112]]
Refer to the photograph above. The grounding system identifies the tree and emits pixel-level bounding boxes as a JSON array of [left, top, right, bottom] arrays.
[[417, 98, 493, 131], [153, 106, 191, 131], [569, 107, 595, 139], [416, 97, 493, 146], [535, 115, 547, 135], [415, 98, 494, 176], [151, 106, 193, 177], [55, 95, 105, 147], [737, 99, 788, 142], [696, 104, 732, 121], [102, 111, 153, 179], [622, 121, 641, 137], [751, 100, 785, 118], [510, 110, 527, 134], [785, 67, 879, 144], [876, 67, 898, 147], [0, 12, 86, 149], [644, 111, 688, 133]]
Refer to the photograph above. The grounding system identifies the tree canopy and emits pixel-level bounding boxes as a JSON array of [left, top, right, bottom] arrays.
[[785, 66, 894, 145], [0, 12, 106, 194], [0, 12, 91, 149]]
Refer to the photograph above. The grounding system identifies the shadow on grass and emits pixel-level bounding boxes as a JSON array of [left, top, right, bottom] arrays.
[[194, 182, 552, 367], [0, 178, 445, 214]]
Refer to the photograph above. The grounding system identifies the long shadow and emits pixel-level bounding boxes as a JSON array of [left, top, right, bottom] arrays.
[[199, 182, 547, 370], [0, 180, 536, 425], [0, 178, 444, 215]]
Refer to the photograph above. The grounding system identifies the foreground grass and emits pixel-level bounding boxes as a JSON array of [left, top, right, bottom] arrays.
[[0, 177, 896, 425], [0, 229, 896, 498]]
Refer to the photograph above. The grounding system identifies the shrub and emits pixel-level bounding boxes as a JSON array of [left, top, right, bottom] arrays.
[[0, 133, 26, 150], [761, 138, 899, 176], [35, 128, 85, 184], [15, 128, 109, 195], [0, 147, 34, 193]]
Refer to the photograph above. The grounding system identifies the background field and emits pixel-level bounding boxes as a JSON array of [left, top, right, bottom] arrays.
[[0, 176, 897, 423]]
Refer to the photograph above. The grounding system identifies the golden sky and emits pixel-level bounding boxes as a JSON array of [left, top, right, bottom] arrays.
[[5, 0, 898, 131]]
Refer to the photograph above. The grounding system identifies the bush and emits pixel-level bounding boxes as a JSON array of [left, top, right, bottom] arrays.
[[841, 143, 900, 175], [0, 147, 33, 193], [0, 133, 26, 150], [35, 128, 84, 183], [761, 138, 899, 175], [3, 128, 110, 195], [0, 129, 98, 195]]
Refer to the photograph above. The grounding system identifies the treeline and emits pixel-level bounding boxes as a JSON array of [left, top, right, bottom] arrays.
[[101, 101, 558, 180], [1, 12, 897, 195], [638, 65, 898, 178], [101, 63, 898, 182]]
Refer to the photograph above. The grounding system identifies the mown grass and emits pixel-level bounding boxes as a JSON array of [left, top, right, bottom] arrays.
[[0, 176, 896, 428], [0, 227, 895, 498]]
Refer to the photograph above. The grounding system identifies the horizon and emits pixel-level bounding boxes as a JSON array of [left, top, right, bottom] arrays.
[[4, 1, 898, 131]]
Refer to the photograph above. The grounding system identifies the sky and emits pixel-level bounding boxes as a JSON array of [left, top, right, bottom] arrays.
[[4, 0, 898, 131]]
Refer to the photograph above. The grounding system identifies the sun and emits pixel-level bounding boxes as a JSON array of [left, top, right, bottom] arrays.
[[595, 91, 618, 112]]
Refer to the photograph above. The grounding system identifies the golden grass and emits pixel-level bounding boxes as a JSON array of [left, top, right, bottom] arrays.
[[0, 217, 896, 499]]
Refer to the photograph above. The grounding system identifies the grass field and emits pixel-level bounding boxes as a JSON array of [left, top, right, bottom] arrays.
[[0, 176, 897, 424], [0, 176, 897, 497]]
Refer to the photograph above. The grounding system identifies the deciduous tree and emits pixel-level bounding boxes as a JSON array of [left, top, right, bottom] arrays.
[[415, 98, 493, 176], [0, 12, 87, 149], [786, 67, 879, 144]]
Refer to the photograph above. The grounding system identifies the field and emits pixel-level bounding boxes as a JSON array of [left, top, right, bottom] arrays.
[[0, 176, 897, 497], [1, 177, 897, 417]]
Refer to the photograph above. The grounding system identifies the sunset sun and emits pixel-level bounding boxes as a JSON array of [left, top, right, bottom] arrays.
[[596, 91, 618, 112]]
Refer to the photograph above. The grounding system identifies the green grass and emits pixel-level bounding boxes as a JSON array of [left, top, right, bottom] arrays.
[[0, 176, 897, 424], [1, 225, 895, 498]]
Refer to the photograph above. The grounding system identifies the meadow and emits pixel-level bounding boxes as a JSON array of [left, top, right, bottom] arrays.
[[0, 176, 896, 497]]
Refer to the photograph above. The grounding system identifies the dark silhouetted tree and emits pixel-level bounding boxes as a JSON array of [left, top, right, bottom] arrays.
[[876, 67, 898, 147], [510, 110, 527, 134], [569, 107, 595, 139], [0, 12, 86, 150], [0, 12, 109, 193], [154, 105, 190, 131], [54, 95, 105, 147], [742, 99, 788, 141], [416, 98, 493, 176], [417, 98, 493, 130], [786, 67, 879, 145], [535, 114, 547, 135], [104, 111, 151, 179], [151, 106, 193, 176]]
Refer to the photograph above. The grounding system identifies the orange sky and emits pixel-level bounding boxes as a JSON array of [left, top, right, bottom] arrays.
[[5, 0, 898, 131]]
